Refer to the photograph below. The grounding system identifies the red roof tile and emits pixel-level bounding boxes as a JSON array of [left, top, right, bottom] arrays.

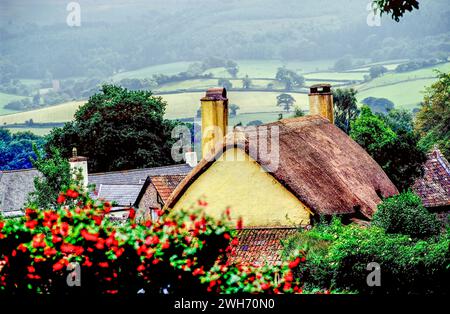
[[413, 149, 450, 208], [150, 175, 186, 204], [228, 227, 298, 266]]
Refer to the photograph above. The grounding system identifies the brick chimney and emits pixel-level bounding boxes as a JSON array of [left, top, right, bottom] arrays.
[[69, 147, 88, 188], [200, 87, 228, 157], [308, 84, 334, 123]]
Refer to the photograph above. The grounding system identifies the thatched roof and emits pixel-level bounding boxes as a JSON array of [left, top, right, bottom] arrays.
[[165, 115, 398, 218]]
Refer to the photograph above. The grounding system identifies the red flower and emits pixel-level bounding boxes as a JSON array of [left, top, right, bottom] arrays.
[[223, 233, 231, 240], [27, 265, 35, 273], [92, 215, 103, 226], [161, 241, 170, 250], [98, 262, 109, 268], [25, 220, 38, 230], [81, 229, 99, 242], [61, 243, 84, 255], [231, 238, 239, 246], [17, 243, 27, 252], [146, 235, 159, 246], [197, 200, 208, 207], [66, 189, 79, 198], [44, 247, 57, 256], [288, 257, 301, 269], [57, 194, 66, 204], [192, 267, 205, 276], [137, 264, 145, 272], [52, 259, 67, 272], [128, 208, 136, 220], [261, 283, 271, 290], [236, 217, 243, 230], [96, 238, 105, 250]]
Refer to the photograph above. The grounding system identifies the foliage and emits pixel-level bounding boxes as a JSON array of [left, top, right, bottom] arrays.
[[27, 146, 73, 210], [350, 106, 397, 157], [275, 67, 305, 91], [45, 85, 179, 173], [327, 225, 449, 294], [351, 106, 425, 191], [373, 0, 420, 22], [415, 71, 450, 159], [0, 129, 44, 170], [293, 106, 305, 118], [373, 191, 441, 239], [218, 78, 233, 90], [361, 97, 395, 114], [242, 75, 252, 89], [333, 56, 353, 71], [229, 104, 240, 117], [395, 59, 445, 73], [332, 88, 359, 134], [276, 93, 296, 113], [0, 187, 308, 295], [369, 65, 388, 79]]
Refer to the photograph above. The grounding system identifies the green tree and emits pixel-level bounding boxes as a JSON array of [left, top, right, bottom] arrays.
[[0, 129, 44, 170], [229, 104, 240, 117], [333, 56, 353, 71], [373, 191, 441, 239], [225, 60, 239, 78], [218, 78, 232, 90], [242, 75, 252, 89], [45, 85, 179, 173], [351, 106, 426, 191], [275, 67, 305, 91], [333, 88, 359, 134], [293, 106, 305, 118], [415, 71, 450, 159], [28, 146, 72, 209], [373, 0, 419, 22], [276, 93, 296, 113], [369, 65, 388, 79]]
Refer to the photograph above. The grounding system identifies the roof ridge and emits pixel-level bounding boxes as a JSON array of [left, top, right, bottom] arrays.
[[89, 164, 190, 176]]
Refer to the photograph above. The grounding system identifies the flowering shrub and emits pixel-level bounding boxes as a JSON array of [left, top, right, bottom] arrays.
[[0, 187, 307, 294]]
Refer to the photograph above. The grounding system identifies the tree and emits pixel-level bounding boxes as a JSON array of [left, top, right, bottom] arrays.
[[415, 71, 450, 159], [333, 88, 359, 134], [373, 0, 419, 22], [293, 106, 305, 118], [351, 106, 426, 191], [229, 104, 240, 117], [242, 75, 252, 89], [0, 129, 44, 171], [276, 93, 296, 113], [369, 65, 388, 79], [28, 146, 72, 209], [218, 78, 232, 90], [276, 67, 305, 91], [361, 97, 395, 113], [225, 60, 239, 78], [333, 56, 353, 71], [45, 85, 179, 173]]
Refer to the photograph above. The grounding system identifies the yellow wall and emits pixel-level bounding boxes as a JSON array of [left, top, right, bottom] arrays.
[[172, 148, 311, 226]]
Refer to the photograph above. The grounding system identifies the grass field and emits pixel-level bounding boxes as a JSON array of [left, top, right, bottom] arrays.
[[5, 127, 55, 136], [0, 100, 86, 125], [112, 62, 192, 80], [359, 62, 449, 90], [356, 78, 435, 110], [304, 71, 367, 81], [0, 92, 30, 115]]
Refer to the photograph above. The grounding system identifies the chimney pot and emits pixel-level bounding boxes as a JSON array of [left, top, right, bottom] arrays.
[[308, 84, 334, 123]]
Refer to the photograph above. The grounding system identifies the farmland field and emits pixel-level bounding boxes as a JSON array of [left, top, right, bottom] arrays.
[[0, 92, 30, 115], [112, 62, 192, 80], [356, 78, 435, 110], [304, 71, 367, 81], [6, 127, 55, 136]]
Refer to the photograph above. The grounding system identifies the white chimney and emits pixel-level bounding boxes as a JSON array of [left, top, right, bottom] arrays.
[[185, 151, 198, 167], [69, 147, 88, 189]]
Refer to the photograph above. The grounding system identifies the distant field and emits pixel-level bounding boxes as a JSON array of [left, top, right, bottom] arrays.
[[359, 62, 449, 90], [0, 92, 29, 115], [304, 71, 367, 81], [6, 127, 54, 136], [0, 100, 86, 125], [163, 91, 309, 119], [112, 62, 192, 80], [348, 59, 409, 72], [356, 78, 435, 110], [0, 92, 308, 125]]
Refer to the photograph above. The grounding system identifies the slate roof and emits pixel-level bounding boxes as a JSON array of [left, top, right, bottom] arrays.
[[97, 184, 143, 207], [229, 228, 298, 266], [0, 164, 192, 214], [150, 175, 187, 203], [413, 148, 450, 208]]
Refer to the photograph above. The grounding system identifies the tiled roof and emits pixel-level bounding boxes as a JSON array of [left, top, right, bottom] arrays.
[[97, 184, 143, 206], [229, 227, 298, 266], [413, 148, 450, 208], [0, 164, 192, 214], [150, 175, 186, 203]]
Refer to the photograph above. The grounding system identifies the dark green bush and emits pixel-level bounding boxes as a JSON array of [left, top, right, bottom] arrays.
[[327, 226, 449, 294], [373, 191, 441, 239]]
